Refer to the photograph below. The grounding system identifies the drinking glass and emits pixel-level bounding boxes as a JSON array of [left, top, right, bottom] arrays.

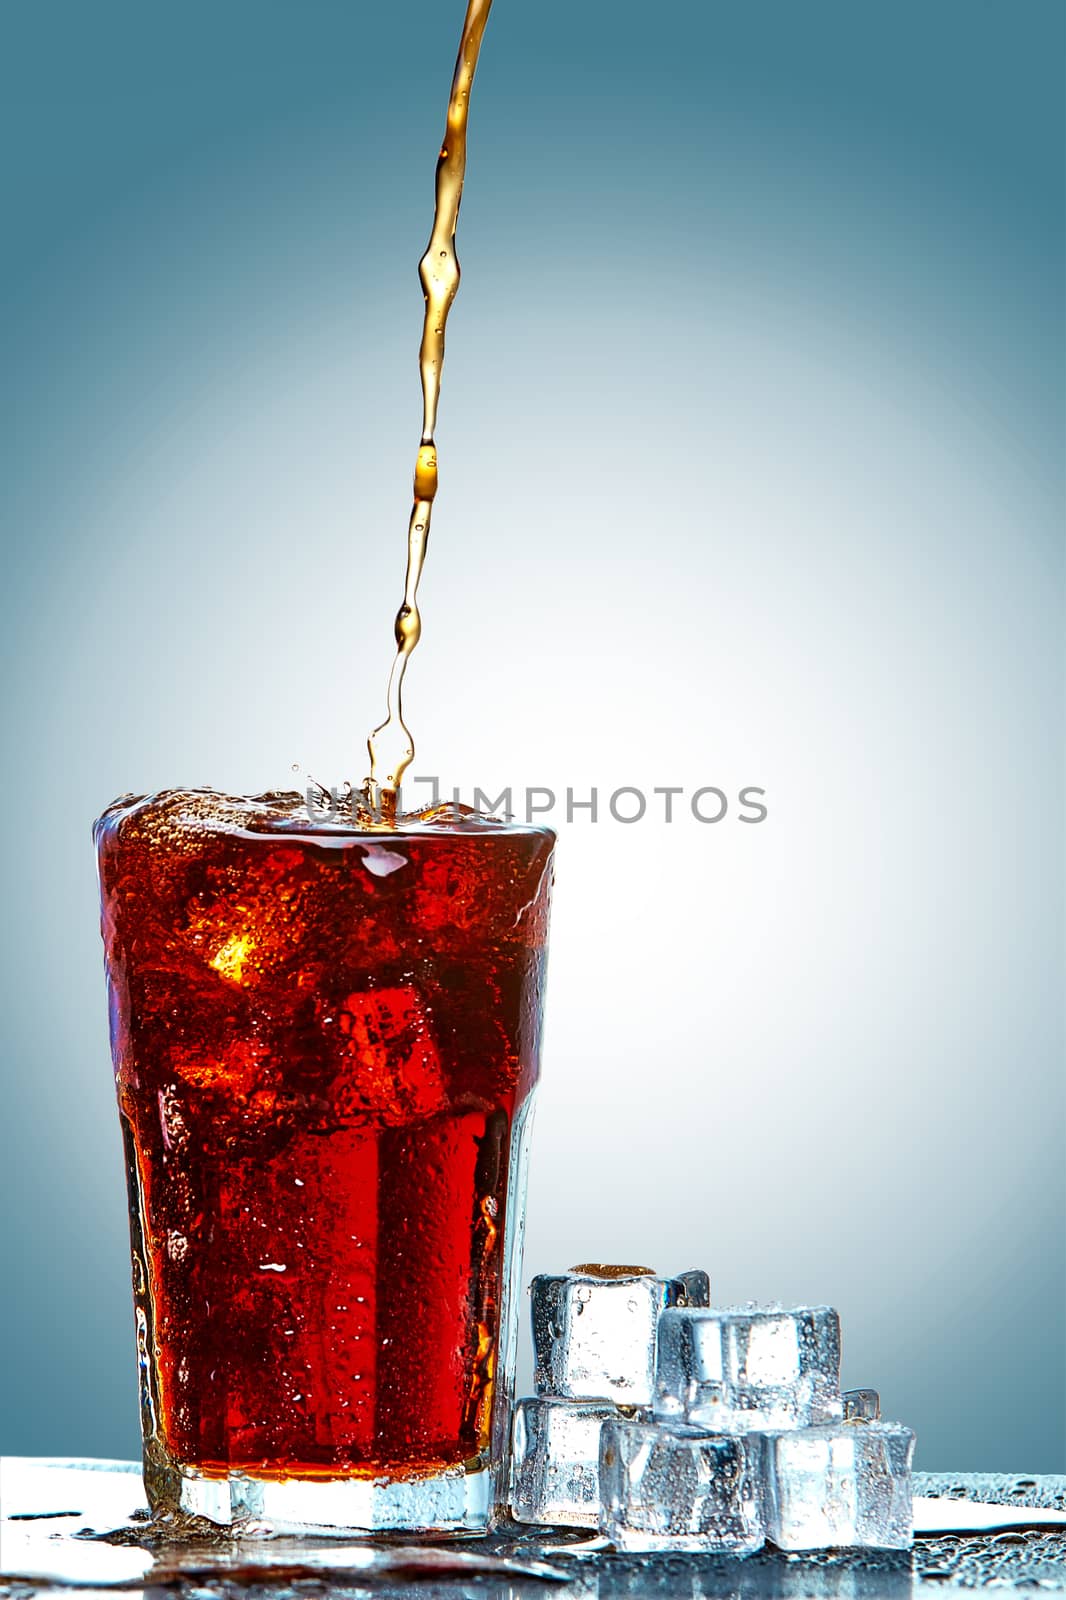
[[95, 789, 553, 1534]]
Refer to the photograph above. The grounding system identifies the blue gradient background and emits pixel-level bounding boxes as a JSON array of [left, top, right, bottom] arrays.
[[1, 2, 1062, 1470]]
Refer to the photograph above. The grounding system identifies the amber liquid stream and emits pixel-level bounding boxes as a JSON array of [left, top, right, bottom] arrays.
[[366, 0, 493, 819]]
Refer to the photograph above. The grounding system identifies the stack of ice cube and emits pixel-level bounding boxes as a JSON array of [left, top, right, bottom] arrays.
[[510, 1265, 915, 1557], [510, 1264, 709, 1529]]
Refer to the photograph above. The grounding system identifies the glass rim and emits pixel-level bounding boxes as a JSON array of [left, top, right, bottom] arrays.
[[94, 787, 557, 846]]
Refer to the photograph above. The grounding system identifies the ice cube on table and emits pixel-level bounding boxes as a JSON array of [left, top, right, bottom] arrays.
[[843, 1387, 881, 1422], [510, 1397, 617, 1528], [675, 1269, 711, 1307], [763, 1420, 914, 1550], [654, 1305, 842, 1433], [598, 1418, 766, 1555], [531, 1266, 698, 1406]]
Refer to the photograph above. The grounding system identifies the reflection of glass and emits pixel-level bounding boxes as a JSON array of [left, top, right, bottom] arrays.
[[95, 790, 554, 1534]]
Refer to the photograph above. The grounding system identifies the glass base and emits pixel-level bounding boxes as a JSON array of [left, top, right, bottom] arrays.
[[154, 1459, 493, 1536]]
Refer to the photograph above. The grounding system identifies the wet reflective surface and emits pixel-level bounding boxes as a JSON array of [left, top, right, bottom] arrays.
[[2, 1460, 1065, 1596]]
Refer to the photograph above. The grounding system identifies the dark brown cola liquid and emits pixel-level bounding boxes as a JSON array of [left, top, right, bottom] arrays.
[[96, 790, 552, 1478]]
